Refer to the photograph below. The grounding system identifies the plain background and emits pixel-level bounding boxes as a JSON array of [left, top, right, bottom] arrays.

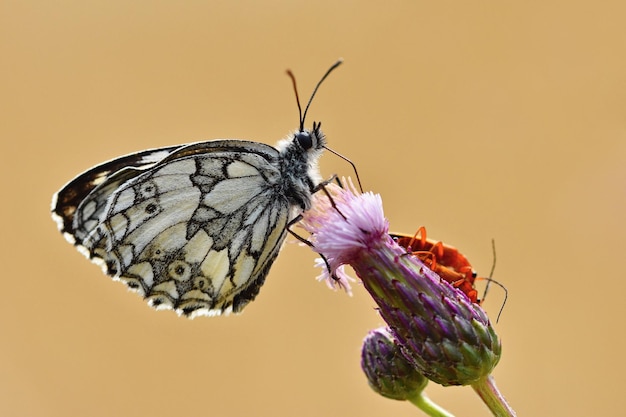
[[2, 1, 625, 416]]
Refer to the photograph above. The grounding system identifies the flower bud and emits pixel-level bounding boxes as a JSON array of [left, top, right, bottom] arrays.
[[361, 327, 428, 400]]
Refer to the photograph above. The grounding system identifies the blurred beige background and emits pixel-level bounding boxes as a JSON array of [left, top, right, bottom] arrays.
[[2, 1, 625, 416]]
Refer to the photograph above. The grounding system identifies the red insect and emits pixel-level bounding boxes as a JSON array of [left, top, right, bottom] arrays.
[[391, 227, 481, 303]]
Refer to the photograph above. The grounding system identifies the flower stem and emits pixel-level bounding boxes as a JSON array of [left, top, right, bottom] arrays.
[[471, 375, 516, 417], [407, 391, 456, 417]]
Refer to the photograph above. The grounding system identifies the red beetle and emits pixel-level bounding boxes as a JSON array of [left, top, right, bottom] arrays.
[[391, 227, 481, 303]]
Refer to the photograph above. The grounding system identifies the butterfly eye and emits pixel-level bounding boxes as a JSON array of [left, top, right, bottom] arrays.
[[295, 131, 314, 150]]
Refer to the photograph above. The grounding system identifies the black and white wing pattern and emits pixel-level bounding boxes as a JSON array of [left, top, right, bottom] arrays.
[[52, 127, 327, 318]]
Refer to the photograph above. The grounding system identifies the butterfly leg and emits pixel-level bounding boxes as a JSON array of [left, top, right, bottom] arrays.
[[287, 214, 337, 280], [330, 175, 344, 188], [312, 175, 347, 220]]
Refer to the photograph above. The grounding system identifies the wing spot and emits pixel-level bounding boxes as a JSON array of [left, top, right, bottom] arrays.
[[106, 259, 119, 275], [167, 260, 192, 281], [182, 306, 196, 316], [193, 276, 211, 291], [145, 203, 158, 214], [140, 184, 155, 198]]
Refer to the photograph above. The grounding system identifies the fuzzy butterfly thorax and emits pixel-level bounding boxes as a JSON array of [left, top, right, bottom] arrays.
[[276, 124, 326, 211]]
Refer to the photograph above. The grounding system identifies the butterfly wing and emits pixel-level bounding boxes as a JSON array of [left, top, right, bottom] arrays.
[[52, 146, 182, 238], [53, 141, 293, 317]]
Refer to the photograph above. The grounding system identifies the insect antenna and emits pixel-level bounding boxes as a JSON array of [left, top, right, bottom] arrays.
[[286, 69, 304, 132], [482, 239, 497, 300], [479, 239, 508, 323], [286, 59, 343, 131], [477, 276, 508, 323]]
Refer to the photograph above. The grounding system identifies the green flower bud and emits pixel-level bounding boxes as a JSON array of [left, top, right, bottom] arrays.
[[361, 327, 428, 400]]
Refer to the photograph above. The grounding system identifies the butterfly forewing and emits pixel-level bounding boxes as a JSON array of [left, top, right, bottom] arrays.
[[52, 146, 182, 239], [53, 132, 324, 317]]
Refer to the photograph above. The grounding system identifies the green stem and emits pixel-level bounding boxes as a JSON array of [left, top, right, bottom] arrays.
[[471, 375, 516, 417], [407, 391, 455, 417]]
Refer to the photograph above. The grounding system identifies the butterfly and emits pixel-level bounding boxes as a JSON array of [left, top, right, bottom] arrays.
[[51, 60, 343, 318]]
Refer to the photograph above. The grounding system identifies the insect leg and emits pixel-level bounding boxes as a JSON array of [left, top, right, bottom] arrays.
[[312, 174, 348, 220], [287, 214, 336, 280]]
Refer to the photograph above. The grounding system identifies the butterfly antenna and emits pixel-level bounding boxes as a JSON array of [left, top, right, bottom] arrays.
[[299, 59, 344, 130], [286, 69, 304, 131], [288, 60, 360, 192]]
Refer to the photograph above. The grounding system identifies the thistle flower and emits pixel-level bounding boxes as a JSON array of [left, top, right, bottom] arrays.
[[300, 180, 501, 387]]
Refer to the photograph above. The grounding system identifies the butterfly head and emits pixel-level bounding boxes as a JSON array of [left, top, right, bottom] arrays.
[[293, 121, 326, 153], [276, 121, 326, 160]]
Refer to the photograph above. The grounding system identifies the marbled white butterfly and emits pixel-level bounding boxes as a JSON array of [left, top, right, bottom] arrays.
[[51, 60, 342, 318]]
